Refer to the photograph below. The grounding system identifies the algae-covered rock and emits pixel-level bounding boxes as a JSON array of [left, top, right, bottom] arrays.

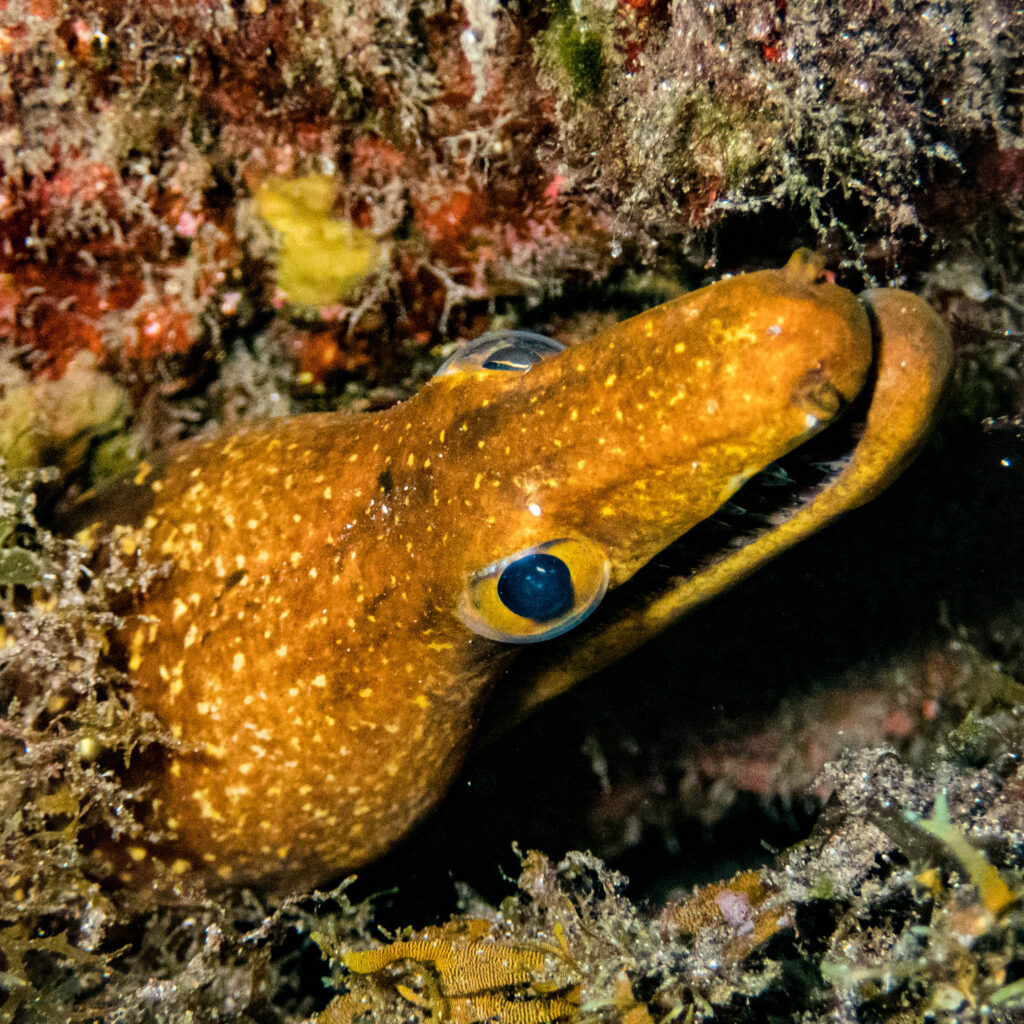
[[0, 352, 128, 477]]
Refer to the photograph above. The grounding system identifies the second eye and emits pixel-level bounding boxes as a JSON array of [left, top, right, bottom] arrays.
[[433, 330, 564, 377]]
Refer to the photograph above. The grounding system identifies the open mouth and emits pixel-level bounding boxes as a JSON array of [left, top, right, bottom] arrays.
[[638, 381, 874, 596], [481, 379, 877, 737], [569, 366, 877, 649]]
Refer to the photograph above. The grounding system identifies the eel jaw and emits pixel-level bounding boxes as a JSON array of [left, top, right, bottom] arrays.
[[484, 289, 954, 733]]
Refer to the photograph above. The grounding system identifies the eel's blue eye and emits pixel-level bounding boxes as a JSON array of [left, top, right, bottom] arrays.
[[458, 538, 609, 643], [433, 330, 564, 378], [496, 553, 573, 620]]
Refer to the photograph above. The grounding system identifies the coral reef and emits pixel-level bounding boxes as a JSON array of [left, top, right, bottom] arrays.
[[0, 0, 1022, 1019], [1, 0, 1017, 398]]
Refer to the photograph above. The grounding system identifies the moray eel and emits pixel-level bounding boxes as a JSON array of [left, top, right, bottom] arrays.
[[100, 251, 952, 892]]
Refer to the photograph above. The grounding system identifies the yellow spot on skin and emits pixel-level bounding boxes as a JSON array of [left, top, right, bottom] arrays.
[[232, 653, 245, 672], [604, 374, 617, 388], [128, 846, 147, 862], [312, 674, 327, 688], [128, 628, 145, 672], [359, 687, 373, 698]]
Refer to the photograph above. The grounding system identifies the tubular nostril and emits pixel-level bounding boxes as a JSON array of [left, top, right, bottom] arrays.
[[781, 248, 828, 286], [791, 369, 845, 422]]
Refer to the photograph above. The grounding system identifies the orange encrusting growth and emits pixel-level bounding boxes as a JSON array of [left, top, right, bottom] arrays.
[[104, 251, 947, 892], [334, 918, 580, 1024]]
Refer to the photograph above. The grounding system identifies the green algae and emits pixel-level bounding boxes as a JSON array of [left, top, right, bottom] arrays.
[[0, 517, 39, 587], [537, 0, 611, 103]]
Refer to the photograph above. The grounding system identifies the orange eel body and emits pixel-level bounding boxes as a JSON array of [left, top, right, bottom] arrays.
[[100, 252, 952, 892]]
